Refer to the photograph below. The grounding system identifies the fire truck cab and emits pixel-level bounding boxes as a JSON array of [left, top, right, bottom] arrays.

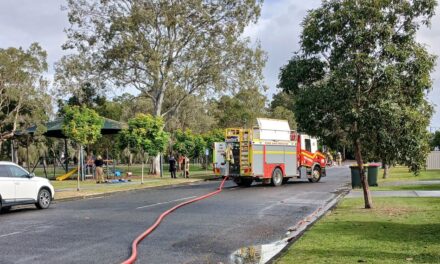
[[213, 118, 326, 187]]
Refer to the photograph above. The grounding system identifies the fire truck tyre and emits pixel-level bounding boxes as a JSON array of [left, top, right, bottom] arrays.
[[271, 168, 283, 187], [234, 177, 253, 187], [309, 166, 321, 183]]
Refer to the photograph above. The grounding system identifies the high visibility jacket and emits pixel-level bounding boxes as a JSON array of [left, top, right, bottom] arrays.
[[225, 145, 234, 164]]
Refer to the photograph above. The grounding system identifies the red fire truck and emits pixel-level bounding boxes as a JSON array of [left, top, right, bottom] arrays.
[[213, 118, 326, 187]]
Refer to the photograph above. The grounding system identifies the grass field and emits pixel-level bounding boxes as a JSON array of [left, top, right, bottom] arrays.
[[276, 197, 440, 264], [52, 177, 203, 200], [36, 163, 216, 200], [32, 163, 213, 180], [369, 167, 440, 191], [378, 167, 440, 183]]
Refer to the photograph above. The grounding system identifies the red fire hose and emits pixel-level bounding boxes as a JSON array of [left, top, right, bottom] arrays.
[[121, 177, 229, 264]]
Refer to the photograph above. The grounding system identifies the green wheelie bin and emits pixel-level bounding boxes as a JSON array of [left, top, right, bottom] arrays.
[[367, 163, 379, 186], [349, 165, 362, 188]]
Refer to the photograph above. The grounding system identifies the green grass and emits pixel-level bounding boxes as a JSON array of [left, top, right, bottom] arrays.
[[378, 167, 440, 183], [52, 177, 203, 200], [276, 197, 440, 264], [365, 167, 440, 191], [372, 184, 440, 191], [32, 163, 213, 180]]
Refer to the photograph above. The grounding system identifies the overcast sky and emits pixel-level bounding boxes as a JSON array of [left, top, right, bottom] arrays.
[[0, 0, 439, 128]]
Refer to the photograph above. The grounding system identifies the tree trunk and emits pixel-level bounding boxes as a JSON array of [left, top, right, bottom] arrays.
[[151, 91, 165, 176], [383, 163, 389, 179], [141, 151, 144, 184], [354, 139, 373, 209], [77, 146, 81, 191]]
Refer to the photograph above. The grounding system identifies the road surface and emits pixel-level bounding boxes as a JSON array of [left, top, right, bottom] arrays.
[[0, 166, 350, 264]]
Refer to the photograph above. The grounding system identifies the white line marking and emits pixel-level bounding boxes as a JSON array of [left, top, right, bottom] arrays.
[[0, 232, 22, 238], [136, 196, 197, 209]]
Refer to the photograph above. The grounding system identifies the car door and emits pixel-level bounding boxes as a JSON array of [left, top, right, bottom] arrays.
[[7, 165, 36, 202], [0, 165, 16, 204]]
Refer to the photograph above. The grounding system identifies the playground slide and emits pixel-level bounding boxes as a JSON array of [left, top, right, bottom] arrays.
[[56, 168, 78, 181]]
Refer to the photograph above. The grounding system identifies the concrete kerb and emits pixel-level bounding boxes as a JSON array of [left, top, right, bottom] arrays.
[[265, 188, 350, 264], [53, 178, 212, 203], [229, 184, 351, 264]]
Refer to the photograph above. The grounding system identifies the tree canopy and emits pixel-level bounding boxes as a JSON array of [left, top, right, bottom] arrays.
[[119, 114, 169, 157], [431, 131, 440, 150], [61, 0, 266, 119], [0, 43, 51, 144], [62, 105, 105, 145], [213, 87, 267, 128], [279, 0, 437, 208]]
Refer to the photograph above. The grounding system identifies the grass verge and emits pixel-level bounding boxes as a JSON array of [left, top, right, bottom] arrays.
[[33, 163, 213, 180], [275, 197, 440, 264], [378, 167, 440, 183], [371, 184, 440, 191], [53, 178, 204, 200]]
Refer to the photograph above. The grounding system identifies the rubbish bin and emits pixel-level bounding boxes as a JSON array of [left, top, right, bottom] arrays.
[[349, 165, 362, 188], [367, 163, 379, 186]]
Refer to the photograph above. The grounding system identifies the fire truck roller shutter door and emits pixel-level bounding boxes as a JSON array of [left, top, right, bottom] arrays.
[[284, 145, 297, 177], [252, 144, 264, 176], [265, 145, 285, 164]]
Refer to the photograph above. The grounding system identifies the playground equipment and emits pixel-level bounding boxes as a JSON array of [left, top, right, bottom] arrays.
[[56, 168, 78, 181]]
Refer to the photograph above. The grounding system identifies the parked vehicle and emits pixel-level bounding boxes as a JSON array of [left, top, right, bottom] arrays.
[[213, 118, 327, 187], [0, 161, 55, 212]]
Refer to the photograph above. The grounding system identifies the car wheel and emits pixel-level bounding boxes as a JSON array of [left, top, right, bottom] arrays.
[[271, 168, 283, 187], [35, 189, 51, 209], [308, 166, 321, 183], [0, 205, 11, 213]]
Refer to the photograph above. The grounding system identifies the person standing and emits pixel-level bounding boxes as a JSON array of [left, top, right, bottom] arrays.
[[336, 152, 342, 166], [184, 156, 190, 178], [169, 156, 177, 179], [95, 155, 105, 183]]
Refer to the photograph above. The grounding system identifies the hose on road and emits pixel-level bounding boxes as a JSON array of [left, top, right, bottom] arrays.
[[121, 176, 229, 264]]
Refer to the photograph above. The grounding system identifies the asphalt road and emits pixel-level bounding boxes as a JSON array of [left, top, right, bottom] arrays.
[[0, 166, 350, 264]]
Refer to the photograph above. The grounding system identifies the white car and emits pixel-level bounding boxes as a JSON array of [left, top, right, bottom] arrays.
[[0, 161, 55, 212]]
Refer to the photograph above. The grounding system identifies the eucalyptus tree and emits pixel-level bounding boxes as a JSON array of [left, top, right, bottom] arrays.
[[61, 0, 266, 117], [279, 0, 437, 208], [213, 87, 267, 128], [60, 0, 266, 174], [0, 43, 51, 149]]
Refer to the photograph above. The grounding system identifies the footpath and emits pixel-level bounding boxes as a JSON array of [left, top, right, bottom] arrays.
[[347, 190, 440, 197]]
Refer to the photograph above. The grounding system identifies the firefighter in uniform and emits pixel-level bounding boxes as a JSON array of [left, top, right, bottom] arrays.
[[336, 152, 342, 166]]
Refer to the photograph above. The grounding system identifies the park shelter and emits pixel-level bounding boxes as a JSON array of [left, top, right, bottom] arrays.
[[14, 117, 126, 178]]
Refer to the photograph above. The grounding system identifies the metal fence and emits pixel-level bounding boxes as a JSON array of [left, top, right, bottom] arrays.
[[426, 151, 440, 170]]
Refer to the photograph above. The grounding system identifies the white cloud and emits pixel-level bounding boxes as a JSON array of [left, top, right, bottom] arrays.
[[0, 0, 439, 127]]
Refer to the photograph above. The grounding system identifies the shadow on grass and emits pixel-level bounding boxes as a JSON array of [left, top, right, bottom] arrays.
[[293, 248, 440, 263], [316, 220, 440, 243]]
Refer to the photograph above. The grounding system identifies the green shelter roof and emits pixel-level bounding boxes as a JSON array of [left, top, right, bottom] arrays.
[[19, 118, 127, 138]]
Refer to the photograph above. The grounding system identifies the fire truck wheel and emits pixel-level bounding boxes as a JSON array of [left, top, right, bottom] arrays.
[[271, 168, 283, 187], [309, 166, 321, 183], [234, 177, 253, 187]]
